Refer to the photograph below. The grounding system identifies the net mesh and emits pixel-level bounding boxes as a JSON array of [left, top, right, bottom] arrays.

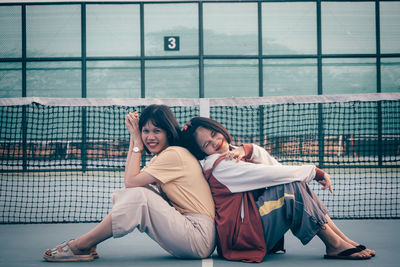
[[0, 95, 399, 223]]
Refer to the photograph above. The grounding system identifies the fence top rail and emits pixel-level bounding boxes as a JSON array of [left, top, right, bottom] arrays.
[[0, 93, 399, 107]]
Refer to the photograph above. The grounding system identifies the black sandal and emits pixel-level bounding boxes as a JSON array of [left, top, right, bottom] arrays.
[[324, 247, 371, 260]]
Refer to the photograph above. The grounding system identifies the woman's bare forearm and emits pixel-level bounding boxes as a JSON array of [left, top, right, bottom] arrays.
[[124, 136, 142, 187]]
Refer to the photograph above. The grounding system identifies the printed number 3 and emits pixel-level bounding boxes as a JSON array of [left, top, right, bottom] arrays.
[[168, 37, 176, 49]]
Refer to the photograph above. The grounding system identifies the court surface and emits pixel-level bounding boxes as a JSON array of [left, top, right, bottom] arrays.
[[0, 219, 398, 267]]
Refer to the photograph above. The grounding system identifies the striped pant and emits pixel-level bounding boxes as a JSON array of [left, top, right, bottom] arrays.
[[256, 181, 328, 253]]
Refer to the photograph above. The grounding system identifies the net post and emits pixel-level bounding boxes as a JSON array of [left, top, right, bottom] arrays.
[[376, 0, 383, 167], [316, 0, 324, 168]]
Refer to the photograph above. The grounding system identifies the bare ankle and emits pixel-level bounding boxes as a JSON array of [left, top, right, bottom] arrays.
[[69, 239, 90, 253]]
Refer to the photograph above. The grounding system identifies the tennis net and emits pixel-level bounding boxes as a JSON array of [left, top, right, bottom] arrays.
[[0, 94, 399, 223]]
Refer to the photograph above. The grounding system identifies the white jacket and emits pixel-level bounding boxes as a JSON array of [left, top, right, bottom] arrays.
[[200, 143, 316, 193]]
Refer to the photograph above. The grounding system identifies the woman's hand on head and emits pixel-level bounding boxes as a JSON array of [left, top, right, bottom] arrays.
[[125, 112, 140, 135], [125, 112, 143, 146], [222, 146, 245, 162]]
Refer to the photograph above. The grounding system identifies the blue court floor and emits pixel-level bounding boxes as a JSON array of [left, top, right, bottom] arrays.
[[0, 219, 398, 267]]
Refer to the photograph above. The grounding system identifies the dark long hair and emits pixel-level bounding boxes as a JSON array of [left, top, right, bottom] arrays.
[[181, 117, 232, 160], [139, 104, 181, 153]]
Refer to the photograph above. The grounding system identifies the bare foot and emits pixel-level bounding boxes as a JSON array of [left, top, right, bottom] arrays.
[[356, 244, 375, 257], [326, 243, 371, 259]]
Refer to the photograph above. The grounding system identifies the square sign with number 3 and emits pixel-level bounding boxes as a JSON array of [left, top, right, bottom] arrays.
[[164, 36, 180, 51]]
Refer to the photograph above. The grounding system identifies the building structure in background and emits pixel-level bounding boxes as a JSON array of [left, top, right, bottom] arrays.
[[0, 0, 399, 98]]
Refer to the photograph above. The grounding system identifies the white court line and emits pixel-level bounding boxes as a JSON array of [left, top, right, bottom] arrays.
[[202, 257, 213, 267]]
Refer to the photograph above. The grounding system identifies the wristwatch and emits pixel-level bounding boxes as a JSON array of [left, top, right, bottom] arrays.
[[132, 146, 141, 153]]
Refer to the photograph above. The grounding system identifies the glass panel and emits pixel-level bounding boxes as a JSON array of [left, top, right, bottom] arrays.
[[87, 61, 141, 98], [27, 61, 81, 97], [86, 4, 140, 57], [322, 58, 376, 94], [0, 6, 21, 58], [204, 59, 258, 97], [380, 2, 400, 53], [26, 5, 81, 57], [263, 59, 317, 96], [322, 2, 375, 54], [262, 2, 316, 55], [145, 3, 198, 56], [381, 58, 400, 93], [0, 62, 22, 97], [145, 60, 198, 98], [203, 3, 258, 55]]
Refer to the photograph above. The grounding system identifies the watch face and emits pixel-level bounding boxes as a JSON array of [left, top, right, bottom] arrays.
[[133, 147, 139, 152]]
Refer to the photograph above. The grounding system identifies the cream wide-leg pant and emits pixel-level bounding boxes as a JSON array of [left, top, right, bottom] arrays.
[[111, 187, 216, 259]]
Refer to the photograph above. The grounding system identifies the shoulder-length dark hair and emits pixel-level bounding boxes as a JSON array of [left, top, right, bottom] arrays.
[[139, 104, 181, 153], [180, 117, 232, 160]]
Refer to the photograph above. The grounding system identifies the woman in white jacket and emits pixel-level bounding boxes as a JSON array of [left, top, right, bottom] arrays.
[[181, 116, 375, 261]]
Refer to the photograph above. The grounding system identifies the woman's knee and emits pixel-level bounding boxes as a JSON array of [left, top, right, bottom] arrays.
[[112, 187, 156, 205]]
